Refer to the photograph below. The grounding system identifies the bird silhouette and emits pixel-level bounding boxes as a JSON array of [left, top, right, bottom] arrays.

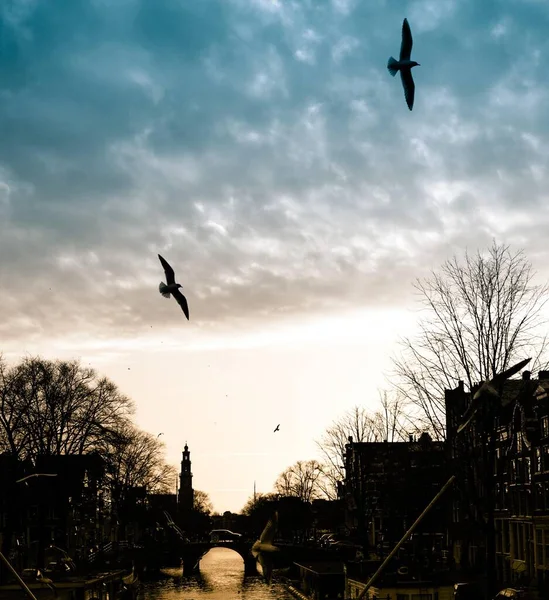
[[157, 433, 164, 438], [387, 18, 420, 110], [273, 424, 280, 433], [158, 254, 189, 320], [252, 512, 279, 584], [456, 358, 531, 434]]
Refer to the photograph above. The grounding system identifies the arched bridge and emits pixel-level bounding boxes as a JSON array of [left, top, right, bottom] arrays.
[[177, 540, 339, 577], [179, 540, 257, 576]]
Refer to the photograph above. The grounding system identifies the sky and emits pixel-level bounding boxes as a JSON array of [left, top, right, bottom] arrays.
[[2, 0, 549, 513]]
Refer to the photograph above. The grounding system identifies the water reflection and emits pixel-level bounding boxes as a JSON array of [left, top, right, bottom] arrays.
[[138, 548, 294, 599]]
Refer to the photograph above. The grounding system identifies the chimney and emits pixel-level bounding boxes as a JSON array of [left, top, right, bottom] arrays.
[[409, 434, 414, 443], [523, 371, 531, 380], [458, 380, 464, 391], [539, 371, 549, 381]]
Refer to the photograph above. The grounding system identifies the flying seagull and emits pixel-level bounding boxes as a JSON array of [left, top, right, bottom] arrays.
[[456, 358, 531, 434], [387, 18, 420, 110], [252, 512, 280, 584], [273, 424, 280, 433], [158, 254, 190, 320]]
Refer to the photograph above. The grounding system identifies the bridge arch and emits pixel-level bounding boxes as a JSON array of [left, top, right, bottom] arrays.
[[180, 542, 257, 576]]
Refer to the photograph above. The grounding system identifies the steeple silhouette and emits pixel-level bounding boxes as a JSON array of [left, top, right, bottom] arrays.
[[178, 442, 194, 514]]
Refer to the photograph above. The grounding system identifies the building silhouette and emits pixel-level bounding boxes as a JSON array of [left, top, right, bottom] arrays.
[[445, 370, 549, 596], [178, 443, 194, 516], [343, 433, 449, 567]]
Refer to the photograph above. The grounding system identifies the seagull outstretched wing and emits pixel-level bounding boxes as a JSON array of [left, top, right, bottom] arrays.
[[259, 512, 277, 545], [400, 18, 413, 61], [400, 69, 415, 111], [456, 357, 532, 434], [252, 512, 279, 583], [173, 289, 190, 320], [158, 254, 176, 286]]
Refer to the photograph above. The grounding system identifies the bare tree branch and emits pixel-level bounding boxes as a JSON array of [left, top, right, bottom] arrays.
[[391, 241, 549, 439], [315, 395, 414, 497], [273, 460, 328, 502]]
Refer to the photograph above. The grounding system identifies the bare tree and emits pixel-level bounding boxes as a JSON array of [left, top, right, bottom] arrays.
[[392, 241, 549, 439], [316, 396, 413, 498], [274, 460, 328, 503], [101, 426, 176, 496], [240, 492, 278, 516], [193, 490, 213, 516], [0, 356, 135, 461]]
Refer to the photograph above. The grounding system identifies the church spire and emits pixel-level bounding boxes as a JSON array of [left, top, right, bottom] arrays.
[[178, 442, 194, 514]]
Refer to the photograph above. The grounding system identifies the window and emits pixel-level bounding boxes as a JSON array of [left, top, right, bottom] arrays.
[[543, 446, 549, 471], [541, 416, 549, 439], [498, 426, 509, 441], [503, 522, 510, 554], [509, 461, 516, 482], [515, 524, 526, 560], [524, 457, 531, 483], [453, 500, 460, 522], [514, 458, 520, 483], [535, 448, 541, 473], [535, 529, 544, 568], [534, 483, 544, 511]]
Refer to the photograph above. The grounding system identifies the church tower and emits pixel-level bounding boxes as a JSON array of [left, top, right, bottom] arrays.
[[178, 442, 194, 514]]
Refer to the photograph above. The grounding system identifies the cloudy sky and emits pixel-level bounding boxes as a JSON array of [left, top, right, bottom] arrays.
[[2, 0, 549, 512]]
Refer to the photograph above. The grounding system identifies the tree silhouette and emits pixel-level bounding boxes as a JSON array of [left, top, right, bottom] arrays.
[[316, 394, 413, 497], [392, 241, 549, 438]]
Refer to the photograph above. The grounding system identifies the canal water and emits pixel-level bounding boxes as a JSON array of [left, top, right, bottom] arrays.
[[138, 548, 294, 599]]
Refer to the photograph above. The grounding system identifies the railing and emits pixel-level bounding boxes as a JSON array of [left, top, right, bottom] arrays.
[[88, 540, 131, 562]]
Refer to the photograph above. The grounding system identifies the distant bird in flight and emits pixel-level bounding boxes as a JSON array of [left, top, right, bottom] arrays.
[[158, 254, 190, 320], [387, 18, 420, 110], [273, 424, 280, 433], [157, 433, 164, 438], [456, 357, 531, 434]]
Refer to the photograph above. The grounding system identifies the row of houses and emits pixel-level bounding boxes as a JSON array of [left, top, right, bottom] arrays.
[[0, 454, 194, 580], [341, 369, 549, 597]]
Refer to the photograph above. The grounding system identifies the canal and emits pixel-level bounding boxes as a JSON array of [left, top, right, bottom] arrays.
[[138, 548, 294, 599]]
